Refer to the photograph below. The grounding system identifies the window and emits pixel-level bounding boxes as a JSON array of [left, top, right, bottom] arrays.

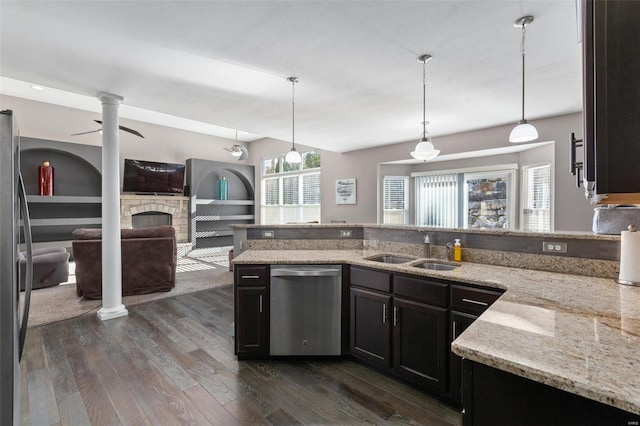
[[383, 176, 409, 224], [522, 163, 551, 232], [415, 173, 458, 228], [261, 151, 321, 224]]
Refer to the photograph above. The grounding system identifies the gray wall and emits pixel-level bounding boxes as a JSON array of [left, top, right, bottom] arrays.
[[1, 95, 593, 232]]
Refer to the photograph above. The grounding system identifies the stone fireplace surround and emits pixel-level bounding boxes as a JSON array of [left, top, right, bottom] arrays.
[[120, 194, 189, 242]]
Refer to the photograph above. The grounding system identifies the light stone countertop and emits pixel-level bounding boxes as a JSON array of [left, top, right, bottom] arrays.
[[233, 249, 640, 415]]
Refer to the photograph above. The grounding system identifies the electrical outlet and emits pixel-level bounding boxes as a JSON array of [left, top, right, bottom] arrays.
[[262, 231, 274, 238], [340, 230, 352, 238], [542, 241, 567, 253]]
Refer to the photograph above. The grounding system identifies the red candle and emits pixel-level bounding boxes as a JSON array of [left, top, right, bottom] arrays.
[[39, 161, 54, 196]]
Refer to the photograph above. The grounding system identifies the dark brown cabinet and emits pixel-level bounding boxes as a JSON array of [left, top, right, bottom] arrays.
[[450, 284, 503, 405], [393, 296, 447, 392], [350, 287, 391, 367], [578, 0, 640, 201], [349, 267, 449, 394], [234, 265, 269, 358]]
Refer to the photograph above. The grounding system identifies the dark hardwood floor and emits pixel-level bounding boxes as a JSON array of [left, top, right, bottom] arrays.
[[20, 285, 462, 425]]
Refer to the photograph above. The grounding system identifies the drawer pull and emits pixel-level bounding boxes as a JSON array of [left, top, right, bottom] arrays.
[[241, 275, 261, 279], [462, 298, 488, 306]]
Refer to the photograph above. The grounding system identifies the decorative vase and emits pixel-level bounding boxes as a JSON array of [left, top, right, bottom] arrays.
[[39, 160, 54, 196], [218, 176, 228, 200]]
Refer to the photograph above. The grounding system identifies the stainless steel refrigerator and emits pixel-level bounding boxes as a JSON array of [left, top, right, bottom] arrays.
[[1, 110, 33, 425]]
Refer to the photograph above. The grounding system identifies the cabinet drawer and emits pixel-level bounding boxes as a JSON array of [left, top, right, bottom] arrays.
[[350, 267, 392, 293], [235, 265, 269, 286], [393, 275, 448, 308], [451, 285, 502, 315]]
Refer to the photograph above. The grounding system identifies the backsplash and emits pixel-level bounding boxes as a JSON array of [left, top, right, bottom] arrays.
[[237, 225, 620, 279]]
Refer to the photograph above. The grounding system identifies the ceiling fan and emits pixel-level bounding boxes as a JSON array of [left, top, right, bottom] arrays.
[[224, 130, 248, 160], [71, 120, 144, 138]]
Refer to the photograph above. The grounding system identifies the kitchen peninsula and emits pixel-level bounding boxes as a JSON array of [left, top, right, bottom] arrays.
[[232, 224, 640, 424]]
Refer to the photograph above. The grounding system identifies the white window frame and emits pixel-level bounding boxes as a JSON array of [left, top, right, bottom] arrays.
[[383, 176, 409, 225], [520, 162, 553, 232], [260, 151, 321, 224]]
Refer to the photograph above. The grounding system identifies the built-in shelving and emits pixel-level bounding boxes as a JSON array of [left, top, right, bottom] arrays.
[[186, 158, 255, 250], [20, 138, 102, 245]]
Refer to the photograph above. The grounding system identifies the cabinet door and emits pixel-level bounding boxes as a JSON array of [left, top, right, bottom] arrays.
[[392, 297, 448, 392], [450, 311, 477, 406], [350, 287, 391, 368], [235, 286, 268, 357]]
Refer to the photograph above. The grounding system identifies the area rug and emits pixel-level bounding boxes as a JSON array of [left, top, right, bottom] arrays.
[[23, 256, 234, 328]]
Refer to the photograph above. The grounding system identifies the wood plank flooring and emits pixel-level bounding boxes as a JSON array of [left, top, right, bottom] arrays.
[[20, 285, 462, 425]]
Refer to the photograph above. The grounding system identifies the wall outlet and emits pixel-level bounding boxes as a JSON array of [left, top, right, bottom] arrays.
[[542, 241, 567, 253], [262, 231, 275, 238], [340, 230, 352, 238]]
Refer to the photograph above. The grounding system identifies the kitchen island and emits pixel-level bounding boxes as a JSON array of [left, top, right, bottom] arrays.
[[233, 248, 640, 420]]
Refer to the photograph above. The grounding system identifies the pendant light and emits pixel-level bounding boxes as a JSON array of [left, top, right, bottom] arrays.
[[284, 76, 302, 164], [411, 54, 440, 162], [509, 15, 538, 143]]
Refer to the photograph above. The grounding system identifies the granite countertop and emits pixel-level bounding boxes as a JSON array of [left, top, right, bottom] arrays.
[[233, 249, 640, 415]]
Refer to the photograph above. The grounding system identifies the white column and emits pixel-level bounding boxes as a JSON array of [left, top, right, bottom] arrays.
[[97, 92, 128, 321]]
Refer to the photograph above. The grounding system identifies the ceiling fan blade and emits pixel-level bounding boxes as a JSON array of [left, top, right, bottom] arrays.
[[70, 129, 101, 136], [94, 120, 144, 138]]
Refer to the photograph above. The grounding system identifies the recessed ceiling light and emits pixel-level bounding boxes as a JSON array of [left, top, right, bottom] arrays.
[[31, 85, 44, 91]]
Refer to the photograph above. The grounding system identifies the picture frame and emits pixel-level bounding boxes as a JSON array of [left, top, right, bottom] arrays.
[[336, 178, 356, 204]]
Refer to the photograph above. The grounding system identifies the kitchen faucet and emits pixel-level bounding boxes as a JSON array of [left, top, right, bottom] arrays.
[[420, 230, 431, 258]]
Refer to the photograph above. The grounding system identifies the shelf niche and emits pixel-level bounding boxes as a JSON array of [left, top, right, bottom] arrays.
[[186, 158, 255, 250], [20, 138, 102, 244]]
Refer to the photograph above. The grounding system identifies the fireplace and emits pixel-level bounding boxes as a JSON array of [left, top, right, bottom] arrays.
[[132, 211, 172, 228], [120, 194, 188, 242]]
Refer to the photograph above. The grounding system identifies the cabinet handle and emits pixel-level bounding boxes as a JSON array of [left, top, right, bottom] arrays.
[[462, 298, 488, 307], [452, 321, 457, 340], [382, 304, 387, 323], [241, 275, 260, 279], [259, 295, 263, 313], [393, 306, 398, 327]]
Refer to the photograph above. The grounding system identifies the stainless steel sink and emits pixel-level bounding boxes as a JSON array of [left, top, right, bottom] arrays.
[[365, 254, 417, 264], [412, 261, 459, 271]]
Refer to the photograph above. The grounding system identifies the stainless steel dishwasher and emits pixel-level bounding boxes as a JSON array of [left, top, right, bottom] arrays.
[[270, 264, 342, 356]]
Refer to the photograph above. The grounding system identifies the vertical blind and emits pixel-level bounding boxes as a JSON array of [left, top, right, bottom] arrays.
[[522, 164, 551, 232], [383, 176, 409, 224], [415, 173, 458, 228]]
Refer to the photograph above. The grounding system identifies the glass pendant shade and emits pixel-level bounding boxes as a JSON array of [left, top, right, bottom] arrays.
[[285, 147, 302, 163], [411, 138, 440, 162], [509, 120, 538, 143]]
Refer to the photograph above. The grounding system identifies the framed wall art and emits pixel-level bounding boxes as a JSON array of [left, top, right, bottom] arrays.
[[336, 178, 356, 204]]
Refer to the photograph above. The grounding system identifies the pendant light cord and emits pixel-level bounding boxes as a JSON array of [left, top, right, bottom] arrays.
[[520, 23, 527, 122], [291, 77, 296, 149], [422, 58, 427, 139]]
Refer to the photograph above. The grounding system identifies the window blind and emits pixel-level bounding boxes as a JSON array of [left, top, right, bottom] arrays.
[[415, 173, 458, 228], [522, 164, 551, 232], [383, 176, 409, 224]]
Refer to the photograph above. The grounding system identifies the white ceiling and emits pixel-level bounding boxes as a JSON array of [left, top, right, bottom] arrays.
[[0, 1, 582, 153]]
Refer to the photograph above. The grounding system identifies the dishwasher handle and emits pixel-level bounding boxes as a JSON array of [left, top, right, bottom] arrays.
[[271, 267, 341, 278]]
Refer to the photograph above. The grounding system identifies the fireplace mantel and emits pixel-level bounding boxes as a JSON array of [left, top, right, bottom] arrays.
[[120, 194, 189, 242]]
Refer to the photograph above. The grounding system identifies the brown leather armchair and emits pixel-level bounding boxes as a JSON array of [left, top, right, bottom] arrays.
[[72, 225, 177, 299]]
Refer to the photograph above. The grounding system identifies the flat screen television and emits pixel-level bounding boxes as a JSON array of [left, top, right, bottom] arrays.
[[122, 159, 185, 195]]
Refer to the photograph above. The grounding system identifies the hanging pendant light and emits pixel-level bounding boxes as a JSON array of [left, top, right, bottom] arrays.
[[411, 54, 440, 162], [284, 77, 302, 164], [509, 15, 538, 143]]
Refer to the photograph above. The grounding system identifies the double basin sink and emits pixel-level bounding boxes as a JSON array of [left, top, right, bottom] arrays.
[[365, 254, 459, 271]]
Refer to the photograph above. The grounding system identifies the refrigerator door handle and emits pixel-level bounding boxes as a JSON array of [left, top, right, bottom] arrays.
[[17, 172, 32, 360]]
